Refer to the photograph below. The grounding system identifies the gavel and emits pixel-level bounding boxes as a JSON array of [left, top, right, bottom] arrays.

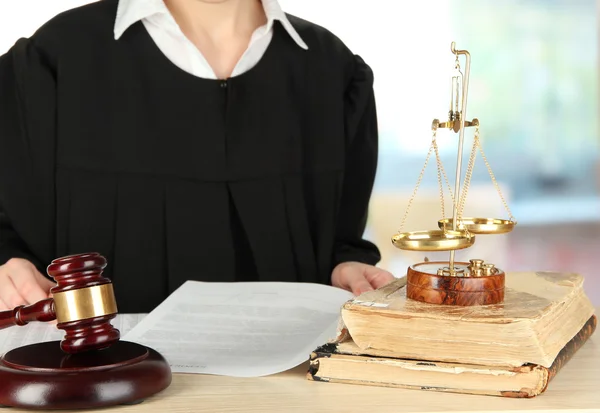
[[0, 252, 171, 410], [0, 252, 119, 354]]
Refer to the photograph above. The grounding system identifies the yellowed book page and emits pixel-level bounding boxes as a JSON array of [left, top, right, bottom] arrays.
[[310, 353, 545, 397]]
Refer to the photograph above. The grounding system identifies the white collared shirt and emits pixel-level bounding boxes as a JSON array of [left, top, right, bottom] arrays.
[[114, 0, 308, 79]]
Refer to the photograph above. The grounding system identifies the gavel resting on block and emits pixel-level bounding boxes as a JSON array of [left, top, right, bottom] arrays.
[[0, 253, 172, 410]]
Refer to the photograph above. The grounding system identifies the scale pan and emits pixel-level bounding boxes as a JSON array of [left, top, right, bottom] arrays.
[[391, 230, 474, 252], [438, 217, 515, 234]]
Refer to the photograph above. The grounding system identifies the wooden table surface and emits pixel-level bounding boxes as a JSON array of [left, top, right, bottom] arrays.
[[10, 326, 599, 413]]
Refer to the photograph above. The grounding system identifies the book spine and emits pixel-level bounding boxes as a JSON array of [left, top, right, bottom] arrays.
[[500, 314, 597, 398]]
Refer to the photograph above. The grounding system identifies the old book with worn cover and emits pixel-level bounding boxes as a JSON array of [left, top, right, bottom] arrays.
[[307, 314, 597, 398], [307, 271, 597, 397], [337, 272, 595, 368]]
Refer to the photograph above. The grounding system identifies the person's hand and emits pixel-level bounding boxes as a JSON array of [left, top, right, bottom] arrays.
[[0, 258, 55, 310], [331, 261, 395, 296]]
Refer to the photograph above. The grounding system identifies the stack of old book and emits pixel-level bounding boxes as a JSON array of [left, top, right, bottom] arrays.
[[308, 271, 597, 397]]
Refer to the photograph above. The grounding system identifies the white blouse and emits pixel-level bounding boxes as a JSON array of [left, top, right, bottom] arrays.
[[114, 0, 308, 79]]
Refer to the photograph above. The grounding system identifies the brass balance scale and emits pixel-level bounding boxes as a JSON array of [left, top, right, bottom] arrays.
[[391, 42, 516, 306]]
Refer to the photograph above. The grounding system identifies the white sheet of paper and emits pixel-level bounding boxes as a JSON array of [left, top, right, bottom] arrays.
[[122, 281, 353, 377], [0, 313, 146, 355]]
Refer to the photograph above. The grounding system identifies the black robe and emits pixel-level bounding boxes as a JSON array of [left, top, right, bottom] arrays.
[[0, 0, 380, 312]]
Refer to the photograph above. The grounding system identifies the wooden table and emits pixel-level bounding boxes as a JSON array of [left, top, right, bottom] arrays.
[[10, 327, 600, 413]]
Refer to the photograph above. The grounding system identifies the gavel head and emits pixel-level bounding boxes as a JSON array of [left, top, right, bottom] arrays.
[[47, 253, 120, 354]]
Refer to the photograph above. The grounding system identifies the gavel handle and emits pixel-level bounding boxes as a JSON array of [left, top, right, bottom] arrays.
[[0, 298, 56, 330]]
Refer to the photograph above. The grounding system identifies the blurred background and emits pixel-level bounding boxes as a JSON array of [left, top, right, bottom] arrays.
[[1, 0, 599, 304]]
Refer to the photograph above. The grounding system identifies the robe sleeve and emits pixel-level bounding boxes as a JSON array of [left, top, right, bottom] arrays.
[[0, 211, 42, 269], [331, 55, 381, 270], [0, 38, 57, 272]]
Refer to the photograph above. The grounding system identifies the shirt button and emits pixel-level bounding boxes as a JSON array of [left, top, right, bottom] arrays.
[[220, 80, 228, 88]]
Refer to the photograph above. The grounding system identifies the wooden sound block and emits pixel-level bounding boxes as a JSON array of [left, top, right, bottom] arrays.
[[0, 340, 171, 410], [406, 261, 505, 306]]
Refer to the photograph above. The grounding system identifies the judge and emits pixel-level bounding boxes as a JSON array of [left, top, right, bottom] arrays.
[[0, 0, 394, 313]]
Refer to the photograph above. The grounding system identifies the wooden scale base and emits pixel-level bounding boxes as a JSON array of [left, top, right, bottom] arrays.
[[406, 260, 505, 306], [0, 340, 171, 410]]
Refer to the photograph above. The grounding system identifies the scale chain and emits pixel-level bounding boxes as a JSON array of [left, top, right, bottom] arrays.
[[397, 132, 436, 233], [433, 136, 457, 220], [398, 128, 459, 234], [458, 126, 479, 218], [457, 125, 515, 222], [477, 134, 516, 222], [435, 138, 446, 220]]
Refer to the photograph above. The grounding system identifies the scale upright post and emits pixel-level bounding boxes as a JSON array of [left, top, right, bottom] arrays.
[[448, 42, 470, 273]]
